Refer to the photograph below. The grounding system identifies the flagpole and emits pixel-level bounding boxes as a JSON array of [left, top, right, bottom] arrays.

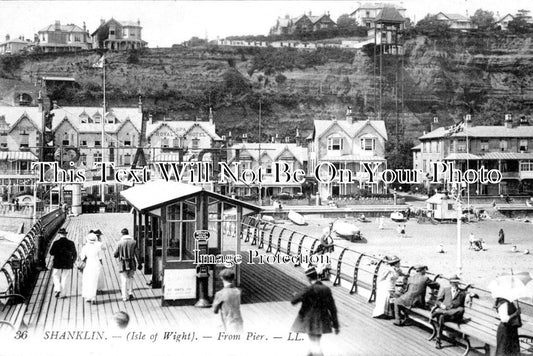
[[101, 55, 106, 204]]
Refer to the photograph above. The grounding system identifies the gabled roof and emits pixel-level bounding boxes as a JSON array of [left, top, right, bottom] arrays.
[[39, 23, 85, 33], [0, 106, 42, 131], [146, 120, 220, 140], [229, 142, 307, 164], [51, 106, 142, 134], [436, 13, 470, 22], [375, 7, 405, 23], [91, 19, 142, 36], [314, 119, 388, 141], [308, 15, 335, 24], [411, 143, 422, 151]]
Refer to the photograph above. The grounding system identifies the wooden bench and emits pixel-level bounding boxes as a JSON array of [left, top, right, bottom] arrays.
[[0, 294, 27, 333], [403, 278, 533, 356]]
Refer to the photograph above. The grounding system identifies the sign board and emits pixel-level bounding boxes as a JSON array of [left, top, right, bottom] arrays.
[[163, 269, 197, 300], [194, 230, 210, 240]]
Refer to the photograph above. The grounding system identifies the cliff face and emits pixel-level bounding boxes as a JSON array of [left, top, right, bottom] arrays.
[[1, 33, 533, 142]]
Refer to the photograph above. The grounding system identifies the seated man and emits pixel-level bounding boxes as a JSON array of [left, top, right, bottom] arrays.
[[393, 265, 439, 326], [430, 275, 466, 349]]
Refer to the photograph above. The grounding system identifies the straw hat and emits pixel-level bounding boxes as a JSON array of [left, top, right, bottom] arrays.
[[87, 233, 97, 242], [449, 274, 461, 283], [414, 264, 427, 272]]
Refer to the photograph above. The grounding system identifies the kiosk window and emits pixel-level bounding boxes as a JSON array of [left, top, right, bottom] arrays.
[[167, 199, 197, 261]]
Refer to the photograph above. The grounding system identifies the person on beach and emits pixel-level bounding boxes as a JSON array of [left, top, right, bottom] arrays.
[[498, 229, 505, 245], [378, 215, 385, 230], [291, 266, 339, 356], [213, 269, 243, 333], [49, 228, 77, 298]]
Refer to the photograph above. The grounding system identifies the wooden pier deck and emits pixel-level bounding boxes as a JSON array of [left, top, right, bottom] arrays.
[[21, 213, 465, 356]]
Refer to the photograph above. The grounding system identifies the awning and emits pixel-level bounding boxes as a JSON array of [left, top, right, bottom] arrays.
[[0, 151, 38, 161]]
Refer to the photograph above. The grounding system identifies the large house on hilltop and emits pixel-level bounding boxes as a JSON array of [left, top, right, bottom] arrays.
[[350, 2, 406, 28], [0, 35, 31, 55], [91, 19, 147, 50], [36, 21, 91, 52], [270, 12, 336, 35], [434, 13, 477, 30], [309, 111, 389, 198]]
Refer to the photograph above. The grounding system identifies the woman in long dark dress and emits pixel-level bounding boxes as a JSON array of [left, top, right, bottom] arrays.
[[498, 229, 505, 244], [495, 297, 521, 356]]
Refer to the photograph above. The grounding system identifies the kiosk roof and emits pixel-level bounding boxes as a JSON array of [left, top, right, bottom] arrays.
[[120, 180, 262, 212]]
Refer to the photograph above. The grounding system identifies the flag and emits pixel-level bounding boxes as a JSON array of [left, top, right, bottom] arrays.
[[92, 55, 105, 68], [446, 121, 465, 136]]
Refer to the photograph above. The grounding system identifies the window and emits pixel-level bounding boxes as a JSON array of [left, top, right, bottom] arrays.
[[520, 161, 533, 172], [124, 153, 131, 166], [520, 139, 528, 151], [422, 160, 426, 172], [74, 34, 81, 42], [94, 152, 102, 163], [172, 137, 180, 148], [93, 114, 101, 124], [80, 115, 88, 124], [161, 138, 169, 148], [0, 133, 7, 148], [360, 138, 375, 151], [192, 138, 199, 149], [95, 140, 101, 147], [80, 153, 87, 165], [80, 140, 87, 146], [166, 199, 197, 261], [106, 116, 115, 124], [19, 132, 29, 149], [266, 164, 272, 174], [123, 140, 131, 147], [327, 137, 343, 151], [366, 11, 370, 17], [457, 139, 466, 152], [480, 139, 489, 151], [500, 140, 508, 151]]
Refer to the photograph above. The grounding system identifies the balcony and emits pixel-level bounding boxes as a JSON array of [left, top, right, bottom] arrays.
[[501, 171, 520, 179], [0, 169, 36, 178], [520, 171, 533, 180]]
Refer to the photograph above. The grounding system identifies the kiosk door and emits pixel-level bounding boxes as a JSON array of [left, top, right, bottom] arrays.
[[162, 199, 198, 305]]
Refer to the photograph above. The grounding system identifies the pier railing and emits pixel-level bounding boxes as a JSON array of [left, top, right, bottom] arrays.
[[239, 215, 533, 312], [0, 209, 66, 297]]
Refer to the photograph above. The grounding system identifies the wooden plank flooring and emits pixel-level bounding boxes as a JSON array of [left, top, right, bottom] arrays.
[[22, 213, 466, 356]]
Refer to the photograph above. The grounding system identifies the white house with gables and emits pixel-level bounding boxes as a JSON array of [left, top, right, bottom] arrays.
[[0, 106, 42, 200], [309, 111, 388, 198], [227, 141, 308, 197]]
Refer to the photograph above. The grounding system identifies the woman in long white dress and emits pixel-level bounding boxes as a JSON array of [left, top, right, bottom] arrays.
[[80, 233, 103, 304], [372, 256, 402, 318], [93, 230, 106, 292]]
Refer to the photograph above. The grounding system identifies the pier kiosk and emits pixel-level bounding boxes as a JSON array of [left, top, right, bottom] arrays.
[[121, 181, 261, 306]]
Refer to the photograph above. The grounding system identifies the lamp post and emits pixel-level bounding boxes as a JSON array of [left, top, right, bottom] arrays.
[[454, 182, 467, 277]]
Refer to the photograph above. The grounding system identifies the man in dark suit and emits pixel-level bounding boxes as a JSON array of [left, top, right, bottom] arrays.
[[291, 266, 339, 356], [393, 264, 439, 326], [430, 275, 466, 349], [49, 228, 77, 298]]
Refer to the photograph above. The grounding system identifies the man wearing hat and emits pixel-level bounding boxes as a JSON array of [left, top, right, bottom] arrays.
[[393, 264, 439, 326], [114, 228, 138, 302], [430, 275, 466, 349], [291, 266, 339, 356], [49, 228, 77, 298]]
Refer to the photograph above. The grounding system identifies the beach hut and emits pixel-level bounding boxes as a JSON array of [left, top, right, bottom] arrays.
[[426, 193, 456, 220]]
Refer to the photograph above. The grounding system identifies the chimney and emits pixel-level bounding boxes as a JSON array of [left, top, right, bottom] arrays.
[[83, 22, 86, 32], [148, 113, 153, 125], [209, 107, 214, 124], [5, 34, 9, 41], [100, 19, 105, 26], [430, 116, 439, 131], [138, 95, 142, 113], [520, 116, 529, 126], [275, 134, 281, 144], [137, 18, 141, 26], [504, 114, 513, 128], [308, 11, 312, 16], [242, 133, 248, 143], [228, 131, 233, 146], [55, 20, 61, 31], [346, 106, 353, 124]]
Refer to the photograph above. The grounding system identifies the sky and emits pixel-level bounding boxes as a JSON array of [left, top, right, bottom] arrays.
[[0, 0, 532, 47]]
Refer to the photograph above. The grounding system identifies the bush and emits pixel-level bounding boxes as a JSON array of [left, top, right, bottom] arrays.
[[275, 73, 287, 84]]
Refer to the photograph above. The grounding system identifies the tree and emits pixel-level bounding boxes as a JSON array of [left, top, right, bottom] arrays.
[[508, 10, 533, 34], [470, 9, 495, 30], [415, 15, 450, 37], [336, 14, 357, 29]]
